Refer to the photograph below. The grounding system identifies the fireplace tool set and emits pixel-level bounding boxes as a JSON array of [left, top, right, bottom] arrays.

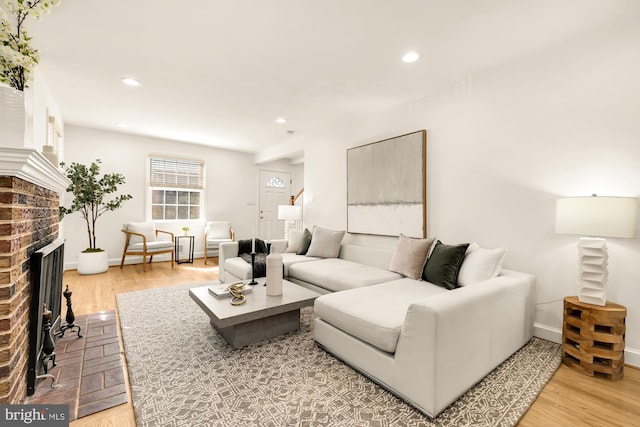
[[38, 284, 82, 389]]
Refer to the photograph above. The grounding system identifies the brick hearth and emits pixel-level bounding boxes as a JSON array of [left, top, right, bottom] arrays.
[[0, 176, 60, 403], [26, 311, 127, 421]]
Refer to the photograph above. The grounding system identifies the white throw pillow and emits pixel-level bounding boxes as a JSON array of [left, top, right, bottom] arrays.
[[285, 229, 304, 253], [389, 234, 434, 280], [457, 242, 506, 286], [127, 222, 157, 245], [305, 226, 345, 258]]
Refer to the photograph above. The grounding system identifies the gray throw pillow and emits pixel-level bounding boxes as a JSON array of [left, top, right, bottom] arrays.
[[286, 229, 304, 253], [305, 226, 345, 258]]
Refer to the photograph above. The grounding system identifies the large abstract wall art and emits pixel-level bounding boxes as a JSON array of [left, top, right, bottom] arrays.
[[347, 130, 426, 238]]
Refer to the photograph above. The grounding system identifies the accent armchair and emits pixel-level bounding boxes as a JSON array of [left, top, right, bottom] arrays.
[[204, 221, 234, 264], [120, 222, 175, 272]]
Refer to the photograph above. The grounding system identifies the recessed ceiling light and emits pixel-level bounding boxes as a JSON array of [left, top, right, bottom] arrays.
[[402, 52, 419, 63], [117, 123, 128, 128], [276, 117, 287, 124], [121, 77, 142, 87]]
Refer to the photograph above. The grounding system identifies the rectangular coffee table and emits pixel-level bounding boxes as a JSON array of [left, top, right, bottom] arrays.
[[189, 278, 320, 349]]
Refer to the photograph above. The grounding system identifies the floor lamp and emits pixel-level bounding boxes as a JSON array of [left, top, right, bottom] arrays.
[[278, 205, 302, 240], [555, 195, 637, 306]]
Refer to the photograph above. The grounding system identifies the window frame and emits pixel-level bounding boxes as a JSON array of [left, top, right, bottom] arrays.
[[146, 154, 206, 223]]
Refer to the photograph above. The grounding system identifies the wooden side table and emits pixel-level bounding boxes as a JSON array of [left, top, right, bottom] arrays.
[[562, 296, 626, 380]]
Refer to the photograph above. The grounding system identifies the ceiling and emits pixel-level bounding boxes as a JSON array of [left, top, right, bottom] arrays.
[[28, 0, 639, 159]]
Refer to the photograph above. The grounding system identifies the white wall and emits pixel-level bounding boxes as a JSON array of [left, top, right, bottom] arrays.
[[24, 68, 64, 153], [299, 17, 640, 364], [291, 163, 304, 200], [57, 14, 640, 365], [61, 125, 297, 269]]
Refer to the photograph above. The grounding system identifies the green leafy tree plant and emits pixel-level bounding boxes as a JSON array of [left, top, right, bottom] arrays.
[[59, 159, 132, 252], [0, 0, 61, 90]]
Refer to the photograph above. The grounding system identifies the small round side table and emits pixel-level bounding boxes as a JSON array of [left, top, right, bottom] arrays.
[[562, 296, 626, 381]]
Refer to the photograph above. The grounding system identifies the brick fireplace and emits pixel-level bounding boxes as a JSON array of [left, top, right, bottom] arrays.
[[0, 148, 69, 404]]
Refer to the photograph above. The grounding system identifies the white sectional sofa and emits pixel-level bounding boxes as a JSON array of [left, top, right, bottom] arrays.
[[219, 239, 404, 292], [219, 239, 321, 283], [314, 270, 534, 417], [218, 231, 535, 418]]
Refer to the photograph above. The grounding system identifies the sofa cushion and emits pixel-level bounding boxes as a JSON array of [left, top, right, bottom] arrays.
[[306, 227, 345, 258], [389, 234, 434, 280], [127, 240, 173, 252], [339, 244, 395, 270], [225, 257, 252, 280], [314, 279, 447, 353], [280, 253, 320, 276], [225, 253, 320, 280], [285, 229, 304, 253], [458, 243, 506, 286], [423, 240, 469, 290], [289, 258, 402, 292], [297, 228, 313, 255]]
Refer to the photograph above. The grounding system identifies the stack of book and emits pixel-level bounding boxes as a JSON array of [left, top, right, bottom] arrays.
[[208, 282, 252, 299]]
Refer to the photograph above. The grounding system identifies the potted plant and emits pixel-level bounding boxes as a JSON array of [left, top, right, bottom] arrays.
[[59, 159, 132, 274], [181, 226, 190, 236]]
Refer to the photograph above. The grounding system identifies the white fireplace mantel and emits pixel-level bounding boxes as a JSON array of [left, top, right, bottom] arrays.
[[0, 147, 70, 195]]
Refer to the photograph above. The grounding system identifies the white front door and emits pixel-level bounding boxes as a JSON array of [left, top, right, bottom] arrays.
[[259, 170, 291, 241]]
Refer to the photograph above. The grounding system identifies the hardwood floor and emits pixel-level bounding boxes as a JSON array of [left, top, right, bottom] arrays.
[[63, 259, 640, 427], [519, 365, 640, 427], [66, 259, 218, 427]]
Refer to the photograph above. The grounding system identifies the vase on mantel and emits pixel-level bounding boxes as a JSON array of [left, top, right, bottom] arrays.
[[0, 86, 26, 149]]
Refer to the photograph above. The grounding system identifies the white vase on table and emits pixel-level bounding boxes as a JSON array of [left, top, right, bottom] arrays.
[[266, 252, 283, 296]]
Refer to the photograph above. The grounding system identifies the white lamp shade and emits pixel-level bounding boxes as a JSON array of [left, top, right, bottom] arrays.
[[278, 205, 302, 221], [555, 196, 637, 238]]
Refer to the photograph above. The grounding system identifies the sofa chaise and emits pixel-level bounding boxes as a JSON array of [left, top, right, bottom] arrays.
[[218, 228, 535, 418], [314, 270, 534, 417]]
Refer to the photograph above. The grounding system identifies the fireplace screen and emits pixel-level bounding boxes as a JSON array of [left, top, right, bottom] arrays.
[[27, 238, 64, 396]]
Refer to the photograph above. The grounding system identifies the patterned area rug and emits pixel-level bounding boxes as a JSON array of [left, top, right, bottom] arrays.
[[117, 284, 561, 427]]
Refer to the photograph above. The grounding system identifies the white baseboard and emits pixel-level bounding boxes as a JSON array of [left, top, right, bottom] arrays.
[[625, 347, 640, 368], [533, 323, 562, 344], [63, 252, 212, 271], [534, 322, 640, 368], [64, 254, 173, 271]]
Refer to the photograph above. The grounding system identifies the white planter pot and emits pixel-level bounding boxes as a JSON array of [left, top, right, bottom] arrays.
[[77, 250, 109, 275], [0, 86, 26, 149]]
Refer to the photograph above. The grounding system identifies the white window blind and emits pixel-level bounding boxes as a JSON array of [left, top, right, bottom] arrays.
[[148, 156, 204, 221], [149, 157, 204, 189]]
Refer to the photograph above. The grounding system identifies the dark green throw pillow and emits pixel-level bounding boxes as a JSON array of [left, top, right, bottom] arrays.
[[297, 228, 312, 255], [423, 240, 470, 290]]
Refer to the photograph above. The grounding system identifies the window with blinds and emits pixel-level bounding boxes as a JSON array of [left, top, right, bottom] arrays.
[[149, 157, 204, 221], [149, 157, 204, 188]]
